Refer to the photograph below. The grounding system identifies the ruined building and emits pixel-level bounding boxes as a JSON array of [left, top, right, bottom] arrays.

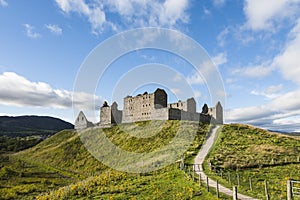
[[75, 88, 223, 129]]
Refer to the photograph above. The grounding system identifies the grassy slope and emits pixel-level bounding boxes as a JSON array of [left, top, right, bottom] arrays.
[[205, 124, 300, 200], [1, 120, 221, 200]]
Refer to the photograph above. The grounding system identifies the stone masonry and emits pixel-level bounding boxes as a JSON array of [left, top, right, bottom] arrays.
[[75, 88, 223, 129]]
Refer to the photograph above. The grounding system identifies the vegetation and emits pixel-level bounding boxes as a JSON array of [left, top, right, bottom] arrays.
[[0, 136, 41, 153], [0, 155, 79, 200], [0, 120, 222, 199], [0, 115, 73, 137], [2, 121, 299, 199], [36, 166, 220, 200], [205, 124, 300, 200]]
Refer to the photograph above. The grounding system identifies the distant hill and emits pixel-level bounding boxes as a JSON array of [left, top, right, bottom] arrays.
[[268, 129, 300, 137], [0, 116, 74, 137]]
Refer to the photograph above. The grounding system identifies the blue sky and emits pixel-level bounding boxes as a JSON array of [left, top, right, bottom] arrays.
[[1, 0, 300, 132]]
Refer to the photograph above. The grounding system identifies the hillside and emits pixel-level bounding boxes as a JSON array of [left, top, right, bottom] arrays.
[[2, 122, 299, 199], [1, 120, 224, 200], [0, 116, 74, 137], [205, 124, 300, 200]]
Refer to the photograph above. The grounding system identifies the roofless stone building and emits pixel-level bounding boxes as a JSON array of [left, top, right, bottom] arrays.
[[75, 88, 223, 129]]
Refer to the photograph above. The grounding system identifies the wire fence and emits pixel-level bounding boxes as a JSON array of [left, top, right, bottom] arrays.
[[180, 163, 300, 200]]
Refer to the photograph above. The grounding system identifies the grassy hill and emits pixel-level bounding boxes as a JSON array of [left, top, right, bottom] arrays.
[[0, 120, 224, 200], [204, 124, 300, 200], [2, 122, 299, 199]]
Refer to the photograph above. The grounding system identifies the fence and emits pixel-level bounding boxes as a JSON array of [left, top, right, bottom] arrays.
[[287, 180, 300, 200], [209, 155, 300, 171], [180, 163, 300, 200]]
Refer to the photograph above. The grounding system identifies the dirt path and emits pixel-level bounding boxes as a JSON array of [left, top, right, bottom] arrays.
[[194, 125, 258, 200]]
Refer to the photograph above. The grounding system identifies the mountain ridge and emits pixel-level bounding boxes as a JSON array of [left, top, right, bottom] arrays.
[[0, 115, 74, 137]]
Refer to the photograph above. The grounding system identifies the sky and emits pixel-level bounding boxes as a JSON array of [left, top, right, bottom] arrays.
[[1, 0, 300, 132]]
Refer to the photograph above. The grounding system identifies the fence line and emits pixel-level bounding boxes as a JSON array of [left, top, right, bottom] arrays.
[[292, 180, 300, 197], [181, 163, 300, 200], [209, 155, 300, 171]]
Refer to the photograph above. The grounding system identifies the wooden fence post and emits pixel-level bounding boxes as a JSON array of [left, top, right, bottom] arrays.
[[199, 173, 201, 187], [193, 170, 195, 182], [249, 177, 253, 191], [233, 186, 238, 200], [287, 180, 293, 200], [237, 174, 240, 186], [206, 176, 209, 192], [297, 156, 300, 163], [228, 173, 231, 184], [216, 180, 219, 198], [264, 180, 270, 200]]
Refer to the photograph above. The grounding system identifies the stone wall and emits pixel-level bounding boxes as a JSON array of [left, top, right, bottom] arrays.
[[100, 106, 112, 125], [150, 107, 169, 120], [208, 101, 223, 124], [168, 108, 204, 121], [168, 98, 196, 113], [186, 98, 196, 113], [122, 92, 155, 123], [111, 102, 122, 124], [97, 88, 223, 127], [154, 88, 167, 109], [75, 111, 94, 129]]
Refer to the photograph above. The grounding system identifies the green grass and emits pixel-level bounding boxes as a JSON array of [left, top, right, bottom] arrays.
[[0, 120, 224, 199], [0, 155, 77, 200], [36, 166, 221, 200], [204, 124, 300, 200], [6, 122, 297, 199]]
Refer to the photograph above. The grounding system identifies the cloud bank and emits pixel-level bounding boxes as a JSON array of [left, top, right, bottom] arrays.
[[54, 0, 190, 34], [0, 72, 102, 111]]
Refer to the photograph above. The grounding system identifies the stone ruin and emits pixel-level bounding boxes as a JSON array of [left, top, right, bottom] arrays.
[[75, 88, 223, 130]]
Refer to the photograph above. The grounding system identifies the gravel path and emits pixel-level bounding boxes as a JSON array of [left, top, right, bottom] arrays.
[[194, 125, 258, 200]]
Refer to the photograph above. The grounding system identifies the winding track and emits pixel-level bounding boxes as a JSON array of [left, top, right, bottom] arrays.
[[194, 125, 258, 200]]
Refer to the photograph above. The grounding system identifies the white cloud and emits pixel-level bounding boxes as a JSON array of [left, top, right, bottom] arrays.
[[23, 24, 41, 39], [203, 7, 210, 15], [170, 88, 181, 95], [159, 0, 189, 27], [232, 64, 273, 78], [186, 60, 216, 85], [213, 0, 225, 7], [45, 24, 62, 35], [217, 27, 229, 47], [212, 52, 227, 66], [227, 89, 300, 131], [0, 72, 102, 111], [194, 90, 201, 98], [251, 84, 282, 99], [187, 72, 204, 85], [0, 113, 11, 116], [243, 0, 300, 31], [172, 73, 183, 82], [54, 0, 190, 34], [55, 0, 107, 34], [273, 18, 300, 85], [0, 0, 8, 7]]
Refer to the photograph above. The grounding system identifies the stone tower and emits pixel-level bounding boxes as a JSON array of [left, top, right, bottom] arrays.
[[208, 101, 223, 124], [100, 101, 122, 126]]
